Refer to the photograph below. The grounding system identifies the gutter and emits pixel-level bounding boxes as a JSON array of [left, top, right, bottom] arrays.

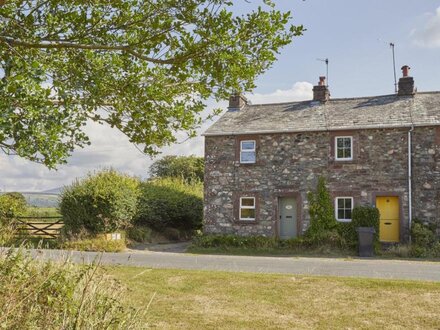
[[408, 125, 414, 243], [202, 123, 440, 137]]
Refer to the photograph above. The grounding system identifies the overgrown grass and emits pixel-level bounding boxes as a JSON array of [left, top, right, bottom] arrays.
[[0, 249, 144, 329], [61, 236, 127, 252], [108, 266, 440, 329]]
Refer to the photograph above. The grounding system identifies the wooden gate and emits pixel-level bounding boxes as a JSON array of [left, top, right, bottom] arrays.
[[16, 217, 64, 239]]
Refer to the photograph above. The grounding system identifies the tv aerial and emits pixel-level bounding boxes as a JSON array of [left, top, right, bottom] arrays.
[[316, 58, 329, 86]]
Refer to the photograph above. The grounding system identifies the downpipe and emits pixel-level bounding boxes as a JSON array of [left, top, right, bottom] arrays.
[[408, 126, 414, 244]]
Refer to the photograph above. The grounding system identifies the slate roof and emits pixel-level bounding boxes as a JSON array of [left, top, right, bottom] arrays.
[[203, 92, 440, 136]]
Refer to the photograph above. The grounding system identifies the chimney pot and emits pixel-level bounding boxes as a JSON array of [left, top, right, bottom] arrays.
[[228, 92, 247, 110], [401, 65, 410, 77], [313, 76, 330, 102]]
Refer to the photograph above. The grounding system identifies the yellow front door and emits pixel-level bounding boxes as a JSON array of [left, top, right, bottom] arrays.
[[376, 196, 400, 242]]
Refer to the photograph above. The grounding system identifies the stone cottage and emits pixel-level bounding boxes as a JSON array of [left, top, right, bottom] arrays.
[[203, 66, 440, 242]]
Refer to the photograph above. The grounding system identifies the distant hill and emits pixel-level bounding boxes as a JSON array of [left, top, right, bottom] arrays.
[[1, 187, 64, 207], [23, 193, 60, 208]]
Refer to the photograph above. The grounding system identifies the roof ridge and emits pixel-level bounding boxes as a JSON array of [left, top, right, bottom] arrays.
[[246, 91, 440, 108]]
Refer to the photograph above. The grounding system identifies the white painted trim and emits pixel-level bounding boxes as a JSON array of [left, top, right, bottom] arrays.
[[335, 197, 354, 222], [240, 140, 256, 164], [239, 196, 256, 221], [335, 136, 353, 161]]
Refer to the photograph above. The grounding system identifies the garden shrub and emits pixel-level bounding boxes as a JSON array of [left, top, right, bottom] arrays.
[[338, 205, 380, 247], [305, 177, 345, 247], [60, 169, 140, 236], [411, 220, 436, 249], [0, 248, 142, 329], [136, 177, 203, 231]]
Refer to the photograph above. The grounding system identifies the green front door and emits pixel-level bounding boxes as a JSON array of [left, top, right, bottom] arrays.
[[279, 197, 297, 239]]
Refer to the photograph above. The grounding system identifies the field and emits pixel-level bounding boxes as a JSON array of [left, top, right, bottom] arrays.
[[109, 267, 440, 329]]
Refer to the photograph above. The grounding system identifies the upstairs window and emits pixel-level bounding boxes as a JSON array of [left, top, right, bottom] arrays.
[[335, 136, 353, 161], [335, 197, 353, 222], [240, 197, 256, 221], [240, 140, 256, 164]]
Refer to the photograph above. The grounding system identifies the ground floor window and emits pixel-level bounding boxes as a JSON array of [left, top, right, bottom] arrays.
[[240, 197, 256, 221], [335, 197, 353, 222]]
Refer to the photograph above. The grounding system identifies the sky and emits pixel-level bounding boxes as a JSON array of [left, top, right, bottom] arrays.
[[1, 1, 440, 192]]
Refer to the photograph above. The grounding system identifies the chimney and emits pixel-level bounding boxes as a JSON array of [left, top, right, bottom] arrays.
[[398, 65, 415, 96], [313, 76, 330, 102], [228, 92, 248, 110]]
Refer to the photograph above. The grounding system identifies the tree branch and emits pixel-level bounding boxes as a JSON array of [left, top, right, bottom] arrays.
[[0, 36, 179, 64]]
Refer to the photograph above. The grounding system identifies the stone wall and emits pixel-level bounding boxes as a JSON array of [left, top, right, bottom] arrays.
[[204, 127, 440, 240]]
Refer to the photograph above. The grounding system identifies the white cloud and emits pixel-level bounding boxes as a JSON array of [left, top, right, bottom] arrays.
[[411, 6, 440, 48], [0, 82, 313, 192], [246, 82, 313, 104]]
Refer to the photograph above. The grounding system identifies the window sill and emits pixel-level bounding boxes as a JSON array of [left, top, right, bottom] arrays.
[[336, 219, 352, 223]]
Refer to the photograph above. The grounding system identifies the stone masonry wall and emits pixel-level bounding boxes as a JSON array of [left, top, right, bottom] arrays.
[[204, 127, 440, 240]]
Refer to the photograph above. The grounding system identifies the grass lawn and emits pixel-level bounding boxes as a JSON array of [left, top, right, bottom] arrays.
[[108, 266, 440, 329]]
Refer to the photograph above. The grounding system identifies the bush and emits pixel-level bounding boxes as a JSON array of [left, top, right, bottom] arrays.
[[411, 220, 436, 249], [305, 177, 346, 248], [337, 205, 380, 248], [60, 169, 140, 236], [0, 249, 142, 329], [127, 226, 152, 243], [0, 193, 27, 219], [136, 177, 203, 231], [192, 234, 349, 253]]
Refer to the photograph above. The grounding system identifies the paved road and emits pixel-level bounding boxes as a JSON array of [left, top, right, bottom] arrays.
[[21, 248, 440, 282]]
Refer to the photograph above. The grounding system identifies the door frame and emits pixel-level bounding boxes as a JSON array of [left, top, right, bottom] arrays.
[[275, 192, 302, 239], [372, 192, 405, 243]]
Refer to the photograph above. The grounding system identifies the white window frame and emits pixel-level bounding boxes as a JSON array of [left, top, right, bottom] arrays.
[[335, 136, 353, 161], [240, 140, 256, 164], [239, 197, 256, 221], [335, 197, 354, 222]]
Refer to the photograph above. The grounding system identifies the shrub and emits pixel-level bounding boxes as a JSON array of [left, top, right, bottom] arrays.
[[0, 249, 142, 329], [411, 220, 436, 249], [127, 226, 152, 243], [60, 169, 140, 236], [191, 234, 349, 252], [305, 177, 345, 247], [0, 193, 27, 219], [337, 205, 380, 248], [136, 177, 203, 231]]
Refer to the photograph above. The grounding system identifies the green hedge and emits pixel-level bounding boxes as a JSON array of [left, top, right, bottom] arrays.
[[135, 177, 203, 231], [60, 169, 140, 236], [338, 205, 380, 247]]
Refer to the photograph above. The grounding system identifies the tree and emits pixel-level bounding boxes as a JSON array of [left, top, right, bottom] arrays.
[[149, 155, 204, 182], [0, 1, 303, 168]]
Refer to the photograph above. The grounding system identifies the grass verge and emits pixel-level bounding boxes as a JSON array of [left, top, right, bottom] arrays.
[[108, 266, 440, 329]]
